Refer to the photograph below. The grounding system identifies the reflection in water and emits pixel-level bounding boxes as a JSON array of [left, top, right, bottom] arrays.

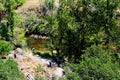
[[26, 36, 50, 52]]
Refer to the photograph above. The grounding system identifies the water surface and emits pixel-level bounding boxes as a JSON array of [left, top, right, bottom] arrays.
[[26, 36, 50, 52]]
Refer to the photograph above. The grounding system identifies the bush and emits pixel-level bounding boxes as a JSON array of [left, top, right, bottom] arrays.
[[13, 27, 27, 48], [63, 45, 120, 80], [0, 59, 26, 80], [16, 0, 25, 6], [0, 40, 13, 55], [3, 0, 25, 10], [13, 13, 25, 27]]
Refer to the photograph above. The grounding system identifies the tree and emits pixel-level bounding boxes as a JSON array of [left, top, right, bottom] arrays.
[[48, 0, 120, 62], [0, 0, 25, 39], [63, 45, 120, 80]]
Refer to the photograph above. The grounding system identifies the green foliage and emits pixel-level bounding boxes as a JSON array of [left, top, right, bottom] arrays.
[[13, 27, 27, 48], [36, 64, 44, 72], [45, 0, 54, 10], [0, 40, 13, 55], [66, 72, 80, 80], [0, 2, 5, 11], [13, 13, 25, 27], [63, 45, 120, 80], [44, 0, 120, 62], [0, 23, 10, 40], [16, 0, 25, 6], [0, 59, 26, 80], [25, 13, 45, 34], [0, 0, 25, 38], [2, 0, 25, 11]]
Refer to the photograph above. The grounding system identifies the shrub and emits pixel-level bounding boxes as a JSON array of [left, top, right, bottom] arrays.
[[13, 27, 27, 48], [16, 0, 25, 6], [0, 59, 26, 80], [13, 13, 25, 27], [63, 45, 120, 80], [0, 40, 13, 55]]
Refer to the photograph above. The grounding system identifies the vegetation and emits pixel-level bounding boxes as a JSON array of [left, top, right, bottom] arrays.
[[53, 0, 120, 62], [63, 45, 120, 80], [0, 59, 26, 80], [0, 0, 120, 79], [0, 0, 26, 80], [0, 40, 13, 56]]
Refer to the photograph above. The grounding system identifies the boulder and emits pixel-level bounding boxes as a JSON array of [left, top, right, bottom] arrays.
[[8, 51, 16, 59], [53, 67, 64, 77], [15, 48, 24, 55], [8, 53, 14, 59]]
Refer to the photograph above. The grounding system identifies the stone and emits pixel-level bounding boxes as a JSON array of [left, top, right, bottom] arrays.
[[8, 53, 14, 59], [53, 50, 57, 54], [18, 66, 31, 70], [15, 48, 24, 55], [10, 51, 15, 54], [53, 67, 64, 77], [30, 34, 34, 38]]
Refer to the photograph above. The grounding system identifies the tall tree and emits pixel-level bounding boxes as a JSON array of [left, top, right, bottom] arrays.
[[54, 0, 120, 62], [0, 0, 25, 40]]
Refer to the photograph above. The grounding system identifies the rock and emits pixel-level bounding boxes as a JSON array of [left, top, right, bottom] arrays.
[[18, 66, 31, 70], [26, 73, 34, 80], [10, 51, 15, 54], [46, 37, 50, 39], [8, 53, 14, 59], [15, 54, 23, 62], [38, 35, 42, 38], [53, 67, 64, 77], [15, 48, 24, 55], [30, 34, 34, 38], [53, 50, 57, 54], [24, 72, 34, 80], [41, 58, 51, 65], [42, 36, 46, 39], [48, 62, 56, 67]]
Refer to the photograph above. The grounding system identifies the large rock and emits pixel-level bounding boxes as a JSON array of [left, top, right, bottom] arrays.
[[8, 51, 15, 59], [15, 48, 24, 55], [53, 67, 64, 77], [8, 53, 14, 59]]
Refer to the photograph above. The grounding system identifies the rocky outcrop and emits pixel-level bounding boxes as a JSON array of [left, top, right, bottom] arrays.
[[8, 48, 65, 80]]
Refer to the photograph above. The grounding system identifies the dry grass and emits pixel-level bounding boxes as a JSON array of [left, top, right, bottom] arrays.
[[15, 0, 42, 13]]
